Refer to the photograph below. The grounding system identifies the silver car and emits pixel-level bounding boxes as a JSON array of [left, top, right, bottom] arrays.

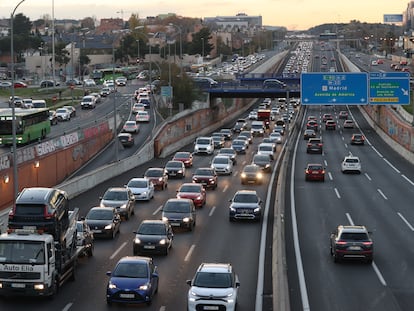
[[211, 155, 233, 175]]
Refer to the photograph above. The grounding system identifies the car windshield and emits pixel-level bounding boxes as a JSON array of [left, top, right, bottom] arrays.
[[113, 262, 148, 278], [179, 185, 201, 193], [103, 190, 128, 201], [128, 179, 148, 188], [174, 152, 189, 158], [254, 155, 269, 162], [197, 139, 210, 144], [125, 121, 135, 126], [244, 165, 258, 172], [87, 209, 113, 220], [259, 145, 272, 152], [138, 223, 167, 235], [164, 201, 190, 213], [145, 169, 162, 177], [232, 140, 243, 146], [193, 272, 233, 288], [340, 232, 369, 241], [166, 162, 181, 168], [233, 193, 258, 203], [345, 158, 359, 163], [213, 157, 229, 164], [194, 169, 213, 176], [308, 165, 322, 170], [220, 149, 235, 155]]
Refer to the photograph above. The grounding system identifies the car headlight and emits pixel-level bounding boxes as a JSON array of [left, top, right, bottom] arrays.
[[108, 282, 117, 289], [162, 216, 169, 222], [104, 224, 113, 230], [159, 239, 166, 245], [158, 177, 163, 182], [183, 217, 190, 223], [241, 173, 246, 178], [134, 238, 141, 244], [34, 283, 45, 290], [254, 207, 261, 212], [229, 207, 236, 212], [178, 170, 183, 173], [139, 283, 149, 290], [120, 204, 127, 209], [196, 195, 202, 200], [257, 172, 263, 179]]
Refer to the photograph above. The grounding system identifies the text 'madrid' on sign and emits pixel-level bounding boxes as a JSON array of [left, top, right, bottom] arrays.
[[369, 72, 410, 105], [301, 73, 368, 105]]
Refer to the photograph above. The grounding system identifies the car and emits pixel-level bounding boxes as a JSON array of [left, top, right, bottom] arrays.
[[40, 79, 59, 88], [229, 189, 263, 221], [144, 167, 168, 190], [118, 133, 135, 147], [89, 92, 101, 104], [100, 87, 111, 97], [211, 134, 225, 149], [106, 256, 159, 305], [303, 129, 316, 140], [161, 198, 196, 231], [305, 163, 325, 181], [325, 120, 336, 130], [377, 59, 384, 64], [330, 225, 373, 263], [350, 133, 365, 145], [80, 95, 96, 109], [122, 120, 139, 133], [172, 151, 193, 168], [307, 115, 317, 121], [240, 164, 263, 185], [176, 183, 206, 208], [343, 119, 355, 129], [248, 110, 258, 120], [217, 147, 237, 164], [66, 78, 82, 86], [257, 142, 275, 160], [252, 153, 272, 173], [261, 138, 276, 151], [341, 155, 361, 174], [250, 120, 265, 136], [306, 120, 319, 132], [338, 110, 349, 119], [164, 160, 186, 178], [8, 96, 23, 107], [85, 207, 121, 239], [322, 113, 333, 122], [0, 81, 12, 88], [263, 78, 286, 88], [49, 110, 58, 125], [306, 137, 323, 154], [187, 263, 240, 311], [132, 103, 146, 113], [76, 219, 94, 257], [232, 119, 246, 133], [194, 136, 214, 155], [240, 131, 254, 144], [115, 76, 127, 86], [55, 107, 71, 121], [192, 167, 218, 189], [83, 78, 96, 86], [273, 125, 285, 136], [133, 220, 173, 256], [136, 110, 150, 122], [219, 128, 233, 140], [269, 132, 283, 144], [231, 139, 248, 154], [100, 187, 136, 220], [63, 105, 76, 117], [126, 178, 154, 201], [211, 155, 233, 175], [22, 98, 33, 108]]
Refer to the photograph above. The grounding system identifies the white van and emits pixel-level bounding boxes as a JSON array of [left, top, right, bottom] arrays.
[[194, 137, 214, 155], [32, 99, 46, 108]]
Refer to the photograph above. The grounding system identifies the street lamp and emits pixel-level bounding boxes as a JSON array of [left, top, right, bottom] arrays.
[[169, 23, 183, 77], [201, 37, 205, 59], [10, 0, 27, 201], [136, 39, 140, 61], [112, 40, 119, 162]]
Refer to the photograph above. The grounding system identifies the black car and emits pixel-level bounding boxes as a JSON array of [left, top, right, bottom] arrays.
[[76, 220, 94, 257], [330, 225, 373, 263], [231, 139, 247, 154], [164, 160, 185, 178], [219, 128, 233, 140], [133, 220, 173, 256], [217, 147, 237, 165], [229, 190, 262, 222], [240, 164, 263, 185], [161, 199, 196, 231], [192, 167, 218, 189], [306, 137, 323, 154], [212, 135, 225, 149], [252, 153, 272, 173], [40, 80, 60, 88], [303, 129, 316, 140], [85, 207, 121, 239]]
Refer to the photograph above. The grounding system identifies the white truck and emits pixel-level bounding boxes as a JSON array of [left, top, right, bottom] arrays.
[[0, 208, 82, 297]]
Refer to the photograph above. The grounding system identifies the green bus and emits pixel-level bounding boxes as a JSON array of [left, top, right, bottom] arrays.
[[0, 108, 51, 145]]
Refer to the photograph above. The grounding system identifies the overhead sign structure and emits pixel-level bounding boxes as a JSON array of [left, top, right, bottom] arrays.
[[301, 73, 368, 105], [369, 72, 410, 105], [383, 14, 403, 23]]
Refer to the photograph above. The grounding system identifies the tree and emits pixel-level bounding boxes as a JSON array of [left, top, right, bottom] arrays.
[[54, 42, 70, 68], [13, 13, 32, 36], [81, 17, 95, 30], [189, 27, 213, 56]]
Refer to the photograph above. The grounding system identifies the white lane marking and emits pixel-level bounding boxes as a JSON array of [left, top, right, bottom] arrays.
[[346, 213, 354, 225], [371, 146, 383, 157], [324, 159, 328, 167], [328, 172, 333, 180], [383, 158, 400, 173], [334, 188, 341, 199], [184, 245, 196, 262], [153, 205, 163, 215], [209, 206, 216, 217], [397, 212, 414, 231], [372, 262, 387, 286], [110, 242, 127, 260], [344, 143, 348, 148], [377, 189, 388, 200], [233, 171, 238, 177], [222, 185, 228, 193], [62, 303, 73, 311], [402, 174, 414, 186], [159, 306, 166, 311], [364, 173, 372, 181]]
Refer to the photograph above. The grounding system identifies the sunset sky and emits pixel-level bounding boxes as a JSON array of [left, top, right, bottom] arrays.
[[1, 0, 408, 30]]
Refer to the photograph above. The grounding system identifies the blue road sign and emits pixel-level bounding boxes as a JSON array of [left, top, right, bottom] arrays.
[[161, 86, 173, 98], [301, 73, 368, 105], [369, 72, 410, 105]]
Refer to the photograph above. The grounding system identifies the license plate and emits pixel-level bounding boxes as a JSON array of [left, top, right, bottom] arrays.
[[203, 306, 219, 310], [144, 245, 155, 249], [11, 283, 26, 288], [312, 171, 319, 174], [92, 229, 102, 233], [348, 246, 361, 251], [119, 293, 135, 298], [170, 222, 180, 226]]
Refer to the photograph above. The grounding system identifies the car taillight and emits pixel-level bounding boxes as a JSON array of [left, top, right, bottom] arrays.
[[305, 169, 310, 174], [307, 143, 311, 147], [362, 241, 373, 246], [44, 205, 54, 219], [336, 241, 348, 245], [318, 143, 323, 146]]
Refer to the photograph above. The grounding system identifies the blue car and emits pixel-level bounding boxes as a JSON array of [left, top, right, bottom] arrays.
[[106, 256, 159, 305]]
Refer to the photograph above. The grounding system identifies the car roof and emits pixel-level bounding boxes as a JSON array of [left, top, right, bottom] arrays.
[[117, 256, 152, 265], [337, 225, 368, 233], [235, 189, 257, 196], [197, 263, 232, 273]]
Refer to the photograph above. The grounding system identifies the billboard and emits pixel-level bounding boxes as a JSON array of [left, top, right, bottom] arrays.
[[383, 14, 403, 23]]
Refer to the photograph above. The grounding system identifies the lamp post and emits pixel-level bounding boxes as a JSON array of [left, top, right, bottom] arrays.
[[169, 23, 183, 77], [136, 39, 140, 61], [201, 37, 205, 59], [10, 0, 27, 201], [112, 42, 119, 162]]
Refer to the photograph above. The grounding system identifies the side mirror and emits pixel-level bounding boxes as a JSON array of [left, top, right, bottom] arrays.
[[186, 280, 192, 286], [106, 271, 112, 277]]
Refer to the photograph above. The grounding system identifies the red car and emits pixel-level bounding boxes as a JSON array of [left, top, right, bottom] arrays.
[[14, 81, 27, 88], [325, 120, 336, 130], [144, 167, 168, 190], [172, 151, 193, 168], [176, 183, 206, 208], [305, 163, 325, 182], [192, 167, 218, 190]]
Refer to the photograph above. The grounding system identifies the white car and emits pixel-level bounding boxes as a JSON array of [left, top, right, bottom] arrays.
[[80, 95, 96, 109], [122, 120, 139, 133], [269, 132, 283, 144], [341, 155, 361, 174], [55, 107, 71, 121], [136, 110, 150, 122], [115, 77, 127, 86], [83, 78, 96, 87], [194, 136, 214, 155], [187, 263, 240, 311], [132, 103, 145, 114], [211, 155, 233, 175], [257, 142, 275, 160], [248, 110, 258, 120], [126, 178, 154, 201]]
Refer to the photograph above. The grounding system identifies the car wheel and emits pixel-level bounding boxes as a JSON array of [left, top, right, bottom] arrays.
[[164, 246, 169, 256], [188, 223, 193, 232], [87, 244, 94, 257], [106, 299, 112, 306], [229, 216, 234, 222], [111, 230, 116, 239]]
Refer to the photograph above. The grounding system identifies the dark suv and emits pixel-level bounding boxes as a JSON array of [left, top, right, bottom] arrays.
[[306, 137, 323, 154], [330, 225, 373, 263]]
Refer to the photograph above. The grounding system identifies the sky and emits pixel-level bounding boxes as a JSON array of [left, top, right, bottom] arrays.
[[1, 0, 409, 30]]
